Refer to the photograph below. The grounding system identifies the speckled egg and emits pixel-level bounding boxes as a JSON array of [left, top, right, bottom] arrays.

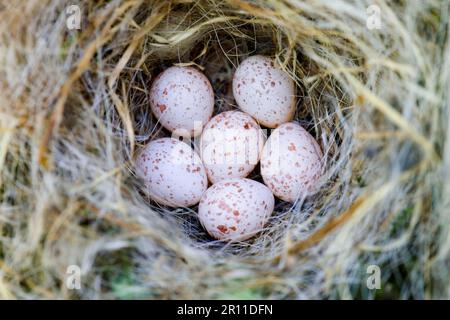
[[261, 122, 323, 202], [200, 111, 266, 184], [135, 138, 208, 207], [198, 178, 274, 241], [150, 66, 214, 137], [232, 55, 296, 128]]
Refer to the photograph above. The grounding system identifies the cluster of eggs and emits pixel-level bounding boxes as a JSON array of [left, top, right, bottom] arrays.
[[135, 55, 324, 242]]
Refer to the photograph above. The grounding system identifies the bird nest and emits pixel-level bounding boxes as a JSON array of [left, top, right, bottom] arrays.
[[0, 0, 448, 299]]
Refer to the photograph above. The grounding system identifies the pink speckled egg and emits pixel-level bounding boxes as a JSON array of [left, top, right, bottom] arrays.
[[232, 55, 296, 128], [150, 66, 214, 137], [261, 122, 323, 202], [135, 138, 207, 207], [198, 178, 274, 241], [200, 111, 266, 184]]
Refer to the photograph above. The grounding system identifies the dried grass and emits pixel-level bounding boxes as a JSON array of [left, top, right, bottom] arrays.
[[0, 0, 449, 299]]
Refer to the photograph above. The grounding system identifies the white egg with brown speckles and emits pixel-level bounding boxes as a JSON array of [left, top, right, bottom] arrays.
[[200, 111, 266, 184], [198, 178, 274, 241], [261, 122, 323, 203], [233, 55, 296, 128], [135, 138, 208, 207], [150, 66, 214, 137]]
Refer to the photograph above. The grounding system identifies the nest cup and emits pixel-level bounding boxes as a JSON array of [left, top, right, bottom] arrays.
[[0, 0, 448, 299]]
